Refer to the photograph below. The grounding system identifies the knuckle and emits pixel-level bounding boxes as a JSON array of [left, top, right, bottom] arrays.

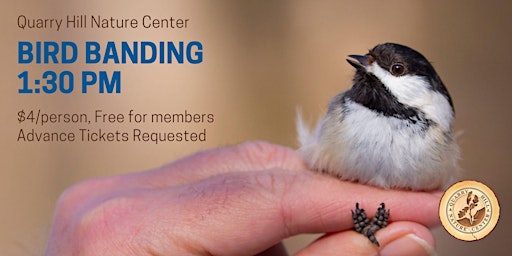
[[53, 176, 129, 228], [55, 178, 104, 215]]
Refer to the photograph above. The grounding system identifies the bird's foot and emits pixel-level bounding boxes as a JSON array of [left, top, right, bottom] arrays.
[[351, 202, 390, 246]]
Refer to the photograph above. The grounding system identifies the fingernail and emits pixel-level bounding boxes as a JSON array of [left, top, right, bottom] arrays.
[[379, 234, 437, 256]]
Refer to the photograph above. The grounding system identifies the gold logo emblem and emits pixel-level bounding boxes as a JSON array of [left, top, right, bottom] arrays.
[[439, 180, 500, 241]]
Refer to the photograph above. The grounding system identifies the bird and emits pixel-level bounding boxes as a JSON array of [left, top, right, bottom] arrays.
[[296, 42, 460, 245]]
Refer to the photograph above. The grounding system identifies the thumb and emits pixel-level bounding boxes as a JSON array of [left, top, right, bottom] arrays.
[[295, 221, 436, 256]]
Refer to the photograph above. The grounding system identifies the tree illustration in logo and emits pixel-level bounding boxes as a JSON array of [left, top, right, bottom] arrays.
[[457, 191, 486, 227]]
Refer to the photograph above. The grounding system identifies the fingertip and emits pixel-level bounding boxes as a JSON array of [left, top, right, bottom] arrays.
[[376, 222, 436, 256]]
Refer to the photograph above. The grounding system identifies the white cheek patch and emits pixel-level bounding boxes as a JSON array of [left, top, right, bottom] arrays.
[[366, 62, 454, 129], [424, 92, 454, 130], [367, 63, 430, 105]]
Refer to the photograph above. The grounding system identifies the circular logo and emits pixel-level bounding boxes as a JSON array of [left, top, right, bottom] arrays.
[[439, 180, 500, 241]]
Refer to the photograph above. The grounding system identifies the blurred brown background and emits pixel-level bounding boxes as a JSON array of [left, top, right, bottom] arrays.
[[1, 0, 510, 255]]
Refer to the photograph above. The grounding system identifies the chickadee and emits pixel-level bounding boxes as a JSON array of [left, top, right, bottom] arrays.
[[297, 42, 460, 245]]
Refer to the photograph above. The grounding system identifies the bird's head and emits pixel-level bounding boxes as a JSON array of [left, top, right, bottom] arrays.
[[345, 43, 454, 129]]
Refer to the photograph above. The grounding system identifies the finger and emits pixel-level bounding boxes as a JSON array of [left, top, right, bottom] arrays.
[[375, 221, 436, 256], [295, 221, 435, 256], [276, 174, 442, 232], [170, 169, 441, 255]]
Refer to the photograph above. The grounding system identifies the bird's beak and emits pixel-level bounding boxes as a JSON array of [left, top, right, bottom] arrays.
[[346, 55, 369, 71]]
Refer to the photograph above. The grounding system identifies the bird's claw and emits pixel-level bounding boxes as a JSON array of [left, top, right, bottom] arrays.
[[351, 202, 390, 246]]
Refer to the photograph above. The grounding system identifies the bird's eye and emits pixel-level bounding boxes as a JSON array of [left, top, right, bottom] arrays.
[[390, 64, 406, 76]]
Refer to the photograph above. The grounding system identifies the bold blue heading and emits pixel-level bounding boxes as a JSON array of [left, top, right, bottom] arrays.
[[18, 41, 203, 64]]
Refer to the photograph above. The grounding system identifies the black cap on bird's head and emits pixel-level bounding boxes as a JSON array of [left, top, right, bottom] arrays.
[[345, 43, 454, 110], [347, 43, 439, 77]]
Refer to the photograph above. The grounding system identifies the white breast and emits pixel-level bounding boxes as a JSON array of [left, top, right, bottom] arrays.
[[297, 99, 459, 190]]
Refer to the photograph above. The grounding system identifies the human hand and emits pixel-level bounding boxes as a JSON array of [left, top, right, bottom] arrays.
[[44, 141, 440, 255]]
